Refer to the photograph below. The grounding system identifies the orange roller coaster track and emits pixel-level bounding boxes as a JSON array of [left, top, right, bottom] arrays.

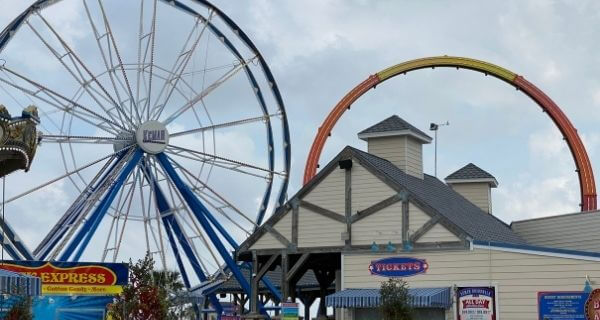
[[304, 56, 597, 212]]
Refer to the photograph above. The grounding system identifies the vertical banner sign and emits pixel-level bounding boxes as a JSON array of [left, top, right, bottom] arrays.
[[457, 287, 496, 320], [585, 289, 600, 320], [538, 292, 588, 320], [0, 260, 128, 295]]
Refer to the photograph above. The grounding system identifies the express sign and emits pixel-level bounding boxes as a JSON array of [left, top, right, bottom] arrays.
[[368, 257, 428, 277], [0, 260, 128, 295]]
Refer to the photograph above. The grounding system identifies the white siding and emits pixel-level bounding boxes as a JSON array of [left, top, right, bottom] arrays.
[[273, 211, 292, 241], [366, 136, 423, 179], [367, 136, 407, 170], [351, 162, 395, 213], [351, 202, 403, 246], [408, 203, 429, 235], [304, 166, 346, 214], [416, 223, 460, 243], [343, 249, 600, 320], [298, 207, 345, 248], [512, 211, 600, 252], [405, 136, 423, 179], [450, 182, 491, 213], [249, 232, 285, 250]]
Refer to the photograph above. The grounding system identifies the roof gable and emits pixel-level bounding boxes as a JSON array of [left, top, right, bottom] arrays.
[[357, 115, 432, 143], [351, 148, 524, 244], [446, 163, 496, 180]]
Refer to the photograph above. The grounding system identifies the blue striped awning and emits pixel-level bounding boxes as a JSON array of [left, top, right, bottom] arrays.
[[325, 287, 451, 309], [0, 269, 41, 296]]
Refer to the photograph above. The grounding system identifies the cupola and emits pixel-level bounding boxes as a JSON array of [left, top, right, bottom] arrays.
[[358, 115, 432, 179]]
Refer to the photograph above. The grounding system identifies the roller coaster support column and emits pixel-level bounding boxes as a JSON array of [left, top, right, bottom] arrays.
[[141, 161, 222, 316], [59, 149, 143, 261]]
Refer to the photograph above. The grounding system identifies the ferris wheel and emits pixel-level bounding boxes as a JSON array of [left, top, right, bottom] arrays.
[[0, 0, 290, 309]]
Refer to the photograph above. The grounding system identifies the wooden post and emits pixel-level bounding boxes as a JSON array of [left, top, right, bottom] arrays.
[[344, 165, 352, 247], [250, 251, 260, 315], [281, 250, 289, 301], [314, 269, 336, 319]]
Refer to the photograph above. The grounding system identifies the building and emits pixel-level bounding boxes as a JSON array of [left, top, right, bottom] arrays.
[[237, 115, 600, 320]]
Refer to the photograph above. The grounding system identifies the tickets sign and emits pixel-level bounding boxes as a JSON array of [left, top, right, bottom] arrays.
[[368, 257, 428, 277], [0, 260, 128, 295], [457, 287, 496, 320]]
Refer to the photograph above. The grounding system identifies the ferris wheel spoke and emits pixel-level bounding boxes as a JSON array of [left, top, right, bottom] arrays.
[[96, 0, 142, 124], [157, 55, 257, 124], [155, 162, 225, 274], [0, 73, 119, 136], [3, 145, 134, 205], [49, 148, 137, 261], [0, 65, 127, 133], [82, 0, 138, 128], [40, 134, 130, 144], [0, 71, 64, 133], [102, 166, 138, 262], [166, 149, 270, 181], [149, 11, 213, 123], [141, 0, 158, 121], [135, 0, 148, 120], [110, 170, 136, 262], [31, 13, 133, 129], [166, 144, 282, 178], [169, 113, 279, 138], [166, 156, 257, 229]]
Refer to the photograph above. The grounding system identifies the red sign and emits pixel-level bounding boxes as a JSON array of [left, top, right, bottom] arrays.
[[586, 289, 600, 320], [0, 260, 127, 295], [0, 262, 117, 285]]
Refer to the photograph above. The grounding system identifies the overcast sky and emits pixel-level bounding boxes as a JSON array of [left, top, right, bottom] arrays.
[[1, 1, 600, 262]]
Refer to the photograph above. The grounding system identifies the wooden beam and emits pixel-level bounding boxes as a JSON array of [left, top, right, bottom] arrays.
[[402, 197, 409, 243], [344, 166, 352, 246], [408, 196, 468, 241], [292, 199, 299, 246], [281, 251, 289, 301], [351, 193, 402, 223], [412, 241, 468, 250], [299, 201, 345, 223], [286, 253, 311, 282], [264, 224, 294, 249], [250, 251, 259, 314], [409, 215, 441, 242], [255, 253, 280, 282]]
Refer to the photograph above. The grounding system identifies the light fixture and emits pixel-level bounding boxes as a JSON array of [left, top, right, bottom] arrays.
[[371, 242, 379, 252]]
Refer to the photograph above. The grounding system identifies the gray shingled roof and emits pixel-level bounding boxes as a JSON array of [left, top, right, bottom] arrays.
[[358, 115, 432, 140], [350, 147, 524, 244], [446, 163, 496, 180], [211, 266, 329, 294]]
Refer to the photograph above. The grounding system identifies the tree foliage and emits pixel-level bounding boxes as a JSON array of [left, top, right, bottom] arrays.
[[1, 283, 34, 320], [108, 253, 169, 320], [108, 252, 195, 320], [379, 278, 413, 320]]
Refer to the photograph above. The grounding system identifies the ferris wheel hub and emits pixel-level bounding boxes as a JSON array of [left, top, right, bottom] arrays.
[[135, 120, 169, 154]]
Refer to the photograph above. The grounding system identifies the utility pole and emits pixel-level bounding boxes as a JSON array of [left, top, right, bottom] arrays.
[[429, 121, 449, 178]]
